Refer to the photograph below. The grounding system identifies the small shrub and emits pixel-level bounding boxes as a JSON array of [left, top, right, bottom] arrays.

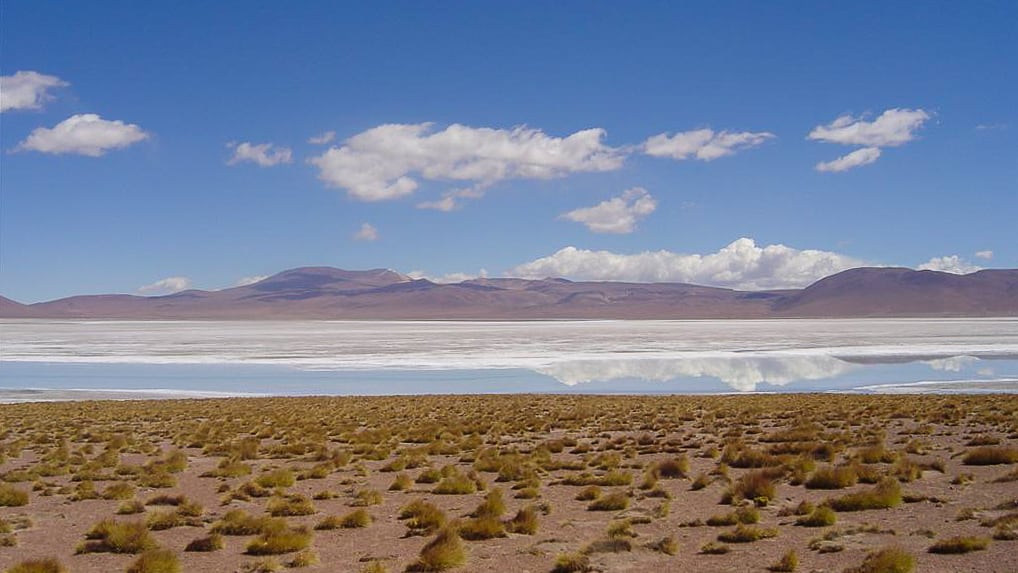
[[185, 533, 224, 552], [647, 535, 678, 555], [126, 549, 181, 573], [213, 510, 284, 536], [962, 446, 1018, 465], [655, 456, 689, 478], [506, 505, 538, 534], [352, 488, 383, 506], [928, 536, 989, 554], [287, 549, 320, 568], [725, 469, 775, 505], [340, 509, 372, 528], [117, 499, 146, 514], [145, 509, 184, 531], [102, 482, 136, 500], [266, 494, 315, 516], [588, 492, 629, 511], [700, 541, 730, 554], [459, 516, 505, 540], [245, 526, 312, 555], [768, 549, 798, 572], [255, 469, 295, 488], [0, 484, 29, 507], [575, 486, 601, 501], [806, 465, 858, 489], [717, 523, 778, 543], [399, 499, 447, 534], [5, 558, 67, 573], [433, 474, 477, 495], [390, 473, 413, 491], [796, 505, 837, 527], [843, 546, 915, 573], [690, 472, 711, 490], [551, 553, 591, 573], [360, 561, 388, 573], [405, 526, 466, 572], [827, 478, 901, 512], [77, 519, 156, 554]]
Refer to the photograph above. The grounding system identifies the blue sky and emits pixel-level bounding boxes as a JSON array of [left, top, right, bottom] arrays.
[[2, 1, 1016, 302]]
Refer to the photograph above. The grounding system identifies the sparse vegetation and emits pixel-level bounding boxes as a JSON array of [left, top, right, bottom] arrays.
[[928, 535, 989, 554], [126, 549, 181, 573], [4, 559, 67, 573], [0, 393, 1013, 572], [405, 526, 466, 572], [843, 546, 915, 573]]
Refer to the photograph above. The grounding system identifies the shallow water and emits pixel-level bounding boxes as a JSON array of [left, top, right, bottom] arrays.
[[1, 318, 1016, 400]]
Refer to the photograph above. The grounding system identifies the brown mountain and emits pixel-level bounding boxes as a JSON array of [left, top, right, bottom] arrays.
[[2, 266, 1016, 319]]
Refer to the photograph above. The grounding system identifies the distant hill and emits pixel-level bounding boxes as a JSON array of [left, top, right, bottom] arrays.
[[2, 266, 1016, 319]]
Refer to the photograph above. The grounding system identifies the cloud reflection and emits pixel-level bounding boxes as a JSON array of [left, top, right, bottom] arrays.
[[537, 355, 858, 392]]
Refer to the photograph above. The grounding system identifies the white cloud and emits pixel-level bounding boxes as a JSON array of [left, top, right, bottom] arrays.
[[974, 250, 994, 260], [308, 123, 624, 202], [917, 255, 982, 274], [227, 141, 293, 167], [417, 195, 460, 212], [234, 275, 268, 287], [354, 222, 379, 241], [308, 131, 336, 145], [815, 147, 881, 172], [15, 114, 149, 156], [509, 238, 862, 290], [560, 187, 657, 234], [809, 108, 930, 147], [975, 123, 1007, 131], [0, 70, 68, 112], [809, 108, 930, 173], [407, 269, 488, 283], [643, 128, 774, 161], [138, 276, 192, 295]]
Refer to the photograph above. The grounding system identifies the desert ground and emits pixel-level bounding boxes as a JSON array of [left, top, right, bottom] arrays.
[[0, 394, 1016, 573]]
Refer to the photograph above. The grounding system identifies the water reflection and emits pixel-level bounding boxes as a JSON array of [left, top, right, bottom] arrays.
[[536, 353, 1016, 393], [537, 355, 858, 392]]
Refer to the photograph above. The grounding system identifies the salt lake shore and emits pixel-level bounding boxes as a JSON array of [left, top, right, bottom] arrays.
[[1, 394, 1016, 573]]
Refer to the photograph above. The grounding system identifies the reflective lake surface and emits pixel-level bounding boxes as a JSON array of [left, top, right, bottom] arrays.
[[1, 318, 1016, 400]]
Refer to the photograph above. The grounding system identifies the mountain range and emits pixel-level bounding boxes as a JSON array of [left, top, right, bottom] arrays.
[[2, 266, 1016, 319]]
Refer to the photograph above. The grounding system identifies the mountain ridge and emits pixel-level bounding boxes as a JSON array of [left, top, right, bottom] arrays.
[[2, 266, 1016, 319]]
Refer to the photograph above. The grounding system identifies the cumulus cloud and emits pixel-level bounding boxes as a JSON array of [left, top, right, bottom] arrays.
[[917, 255, 982, 274], [560, 187, 657, 234], [815, 147, 882, 172], [809, 108, 930, 172], [643, 128, 774, 161], [234, 275, 268, 287], [974, 250, 994, 260], [809, 108, 930, 147], [15, 114, 149, 156], [308, 131, 335, 145], [227, 141, 293, 167], [509, 238, 862, 290], [354, 222, 379, 241], [138, 277, 192, 295], [0, 70, 68, 112], [308, 123, 624, 202]]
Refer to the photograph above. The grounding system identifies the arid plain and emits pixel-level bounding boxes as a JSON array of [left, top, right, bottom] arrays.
[[1, 394, 1016, 573]]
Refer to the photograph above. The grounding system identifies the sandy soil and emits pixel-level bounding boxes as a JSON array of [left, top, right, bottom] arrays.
[[0, 394, 1015, 573]]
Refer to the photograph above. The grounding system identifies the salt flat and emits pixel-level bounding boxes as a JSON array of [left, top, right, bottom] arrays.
[[1, 319, 1017, 397]]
